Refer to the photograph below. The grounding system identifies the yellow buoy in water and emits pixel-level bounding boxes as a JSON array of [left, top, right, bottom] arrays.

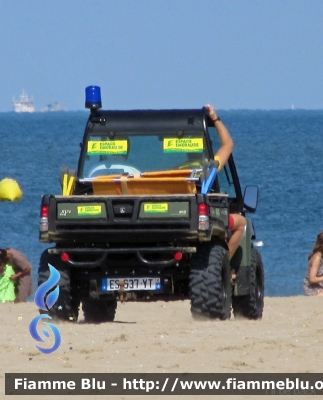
[[0, 178, 23, 201]]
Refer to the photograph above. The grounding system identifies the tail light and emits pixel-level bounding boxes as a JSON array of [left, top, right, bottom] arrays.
[[39, 205, 49, 232], [174, 252, 183, 261], [61, 253, 69, 262], [198, 203, 209, 230]]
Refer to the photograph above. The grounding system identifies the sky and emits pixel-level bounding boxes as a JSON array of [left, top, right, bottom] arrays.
[[1, 0, 323, 112]]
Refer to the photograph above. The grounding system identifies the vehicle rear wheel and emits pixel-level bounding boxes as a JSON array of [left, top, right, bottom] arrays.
[[82, 298, 117, 323], [189, 242, 231, 320], [38, 249, 78, 322], [232, 247, 264, 319]]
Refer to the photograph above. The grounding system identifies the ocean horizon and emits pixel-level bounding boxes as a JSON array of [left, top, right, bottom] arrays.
[[0, 109, 322, 299]]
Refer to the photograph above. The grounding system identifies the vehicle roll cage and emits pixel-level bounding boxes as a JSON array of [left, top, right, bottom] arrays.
[[77, 107, 244, 212]]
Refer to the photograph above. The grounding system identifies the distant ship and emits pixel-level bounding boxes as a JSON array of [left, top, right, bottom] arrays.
[[12, 91, 35, 113], [41, 102, 63, 112]]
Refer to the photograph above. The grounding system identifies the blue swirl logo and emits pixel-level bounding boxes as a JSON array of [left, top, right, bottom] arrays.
[[29, 263, 61, 354]]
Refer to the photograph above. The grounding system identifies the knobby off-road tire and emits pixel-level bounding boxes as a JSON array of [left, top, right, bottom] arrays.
[[189, 243, 231, 320], [82, 298, 117, 323], [232, 247, 264, 320], [38, 249, 79, 322]]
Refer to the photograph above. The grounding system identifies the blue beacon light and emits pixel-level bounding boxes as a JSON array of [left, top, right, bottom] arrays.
[[85, 86, 102, 111]]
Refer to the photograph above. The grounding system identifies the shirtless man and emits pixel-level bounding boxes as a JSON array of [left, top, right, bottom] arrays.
[[205, 104, 246, 268]]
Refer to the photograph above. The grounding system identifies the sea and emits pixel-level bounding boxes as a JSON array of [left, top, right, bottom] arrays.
[[1, 109, 322, 299]]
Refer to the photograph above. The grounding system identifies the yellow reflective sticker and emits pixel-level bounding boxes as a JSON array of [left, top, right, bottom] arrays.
[[87, 140, 128, 155], [163, 138, 203, 153], [77, 205, 102, 216], [144, 203, 168, 213]]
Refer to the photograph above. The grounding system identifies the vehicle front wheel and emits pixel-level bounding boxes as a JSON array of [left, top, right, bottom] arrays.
[[232, 247, 264, 319], [189, 242, 231, 320]]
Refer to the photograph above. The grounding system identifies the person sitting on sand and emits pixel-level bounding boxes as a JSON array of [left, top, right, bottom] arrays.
[[205, 104, 246, 277], [0, 248, 33, 302], [304, 232, 323, 296]]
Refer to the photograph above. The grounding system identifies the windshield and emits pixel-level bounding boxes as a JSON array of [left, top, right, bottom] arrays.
[[79, 133, 209, 178]]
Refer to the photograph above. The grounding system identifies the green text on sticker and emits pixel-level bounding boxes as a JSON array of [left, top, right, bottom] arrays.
[[144, 203, 168, 213], [77, 205, 102, 216], [163, 138, 203, 153], [87, 140, 128, 155]]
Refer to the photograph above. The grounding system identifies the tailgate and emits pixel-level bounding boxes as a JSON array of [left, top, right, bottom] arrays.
[[41, 194, 199, 243]]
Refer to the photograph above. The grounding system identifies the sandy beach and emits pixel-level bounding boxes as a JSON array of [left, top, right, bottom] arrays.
[[1, 296, 323, 399]]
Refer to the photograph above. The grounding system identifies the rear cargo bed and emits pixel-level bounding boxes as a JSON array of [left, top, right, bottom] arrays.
[[40, 194, 199, 243]]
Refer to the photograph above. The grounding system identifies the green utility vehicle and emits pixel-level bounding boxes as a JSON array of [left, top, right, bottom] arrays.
[[38, 86, 264, 323]]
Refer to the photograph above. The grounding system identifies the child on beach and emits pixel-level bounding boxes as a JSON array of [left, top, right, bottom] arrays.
[[0, 249, 33, 302], [0, 264, 16, 302], [304, 232, 323, 296]]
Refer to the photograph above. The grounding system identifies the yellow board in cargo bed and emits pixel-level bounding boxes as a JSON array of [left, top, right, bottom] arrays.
[[91, 169, 198, 195]]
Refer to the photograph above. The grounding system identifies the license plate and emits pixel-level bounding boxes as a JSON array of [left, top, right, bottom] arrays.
[[102, 277, 161, 291]]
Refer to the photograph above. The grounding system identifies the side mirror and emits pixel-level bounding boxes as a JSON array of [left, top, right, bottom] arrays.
[[243, 185, 259, 213]]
